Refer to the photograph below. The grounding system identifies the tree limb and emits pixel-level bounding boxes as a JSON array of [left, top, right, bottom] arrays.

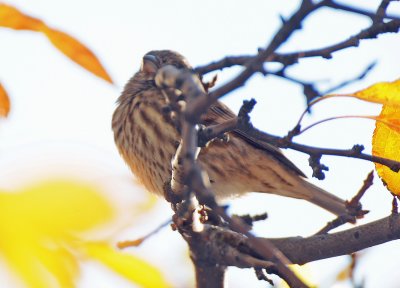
[[193, 213, 400, 268], [270, 213, 400, 264]]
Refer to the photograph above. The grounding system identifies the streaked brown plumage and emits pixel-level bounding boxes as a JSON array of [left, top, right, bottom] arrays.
[[112, 50, 348, 215]]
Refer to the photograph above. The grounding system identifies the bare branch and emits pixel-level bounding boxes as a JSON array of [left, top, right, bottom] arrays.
[[140, 2, 400, 287], [326, 0, 400, 21], [278, 20, 400, 63], [195, 21, 400, 75], [323, 62, 376, 94], [316, 172, 372, 234], [241, 127, 400, 173], [155, 64, 309, 288], [195, 213, 400, 266], [271, 213, 400, 264], [193, 0, 324, 114], [374, 0, 393, 23], [197, 119, 237, 147], [348, 171, 374, 208]]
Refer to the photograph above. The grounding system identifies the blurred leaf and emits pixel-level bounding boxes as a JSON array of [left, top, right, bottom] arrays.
[[0, 180, 113, 287], [336, 259, 353, 282], [0, 82, 10, 117], [373, 104, 400, 195], [84, 242, 171, 288], [335, 254, 361, 287], [42, 27, 113, 83], [0, 3, 113, 83], [0, 3, 43, 30], [117, 238, 145, 249], [134, 193, 158, 215], [0, 180, 169, 287], [279, 264, 316, 288]]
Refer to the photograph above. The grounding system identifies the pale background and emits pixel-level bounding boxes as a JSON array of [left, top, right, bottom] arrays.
[[0, 0, 400, 287]]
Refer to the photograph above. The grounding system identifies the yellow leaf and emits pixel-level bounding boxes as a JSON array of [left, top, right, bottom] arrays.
[[353, 79, 400, 105], [0, 180, 168, 287], [280, 264, 316, 288], [0, 180, 114, 287], [84, 242, 171, 288], [134, 193, 158, 215], [0, 4, 113, 83], [0, 82, 10, 117], [328, 79, 400, 106], [11, 180, 114, 235], [373, 113, 400, 134], [373, 105, 400, 195]]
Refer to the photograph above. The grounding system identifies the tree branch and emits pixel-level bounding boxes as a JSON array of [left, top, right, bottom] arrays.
[[326, 0, 400, 21], [192, 0, 323, 115], [192, 213, 400, 268], [271, 213, 400, 264], [195, 20, 400, 75], [156, 65, 308, 287], [150, 2, 400, 287], [239, 127, 400, 174]]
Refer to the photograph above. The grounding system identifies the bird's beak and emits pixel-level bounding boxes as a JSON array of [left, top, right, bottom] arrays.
[[141, 54, 159, 75]]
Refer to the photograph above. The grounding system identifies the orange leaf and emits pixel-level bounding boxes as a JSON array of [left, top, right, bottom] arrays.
[[117, 238, 144, 249], [336, 264, 351, 282], [373, 104, 400, 195], [0, 4, 43, 31], [0, 4, 113, 83], [0, 82, 10, 117], [42, 27, 113, 83]]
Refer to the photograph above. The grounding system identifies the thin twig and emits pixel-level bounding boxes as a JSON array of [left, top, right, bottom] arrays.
[[192, 0, 324, 115], [323, 62, 377, 94], [117, 219, 172, 249], [348, 171, 374, 209], [316, 172, 373, 234], [374, 0, 392, 23], [197, 118, 237, 147], [316, 215, 357, 235]]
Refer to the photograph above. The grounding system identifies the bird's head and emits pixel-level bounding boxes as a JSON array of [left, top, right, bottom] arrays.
[[117, 50, 193, 104], [140, 50, 192, 79]]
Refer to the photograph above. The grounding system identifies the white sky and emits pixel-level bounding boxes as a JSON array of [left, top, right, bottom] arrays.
[[1, 0, 400, 287]]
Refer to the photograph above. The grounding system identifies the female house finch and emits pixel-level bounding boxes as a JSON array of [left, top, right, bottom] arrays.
[[112, 50, 349, 215]]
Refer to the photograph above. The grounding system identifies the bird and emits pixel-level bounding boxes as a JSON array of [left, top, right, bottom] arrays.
[[112, 50, 350, 216]]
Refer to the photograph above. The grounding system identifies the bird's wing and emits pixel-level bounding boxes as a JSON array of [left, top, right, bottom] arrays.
[[202, 101, 306, 177]]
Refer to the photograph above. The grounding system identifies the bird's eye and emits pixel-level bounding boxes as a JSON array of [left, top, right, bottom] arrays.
[[141, 54, 160, 75]]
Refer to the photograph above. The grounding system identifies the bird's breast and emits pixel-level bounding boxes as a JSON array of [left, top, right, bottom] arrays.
[[113, 92, 179, 195]]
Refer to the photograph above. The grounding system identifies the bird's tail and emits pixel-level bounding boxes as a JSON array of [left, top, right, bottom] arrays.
[[301, 181, 348, 216]]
